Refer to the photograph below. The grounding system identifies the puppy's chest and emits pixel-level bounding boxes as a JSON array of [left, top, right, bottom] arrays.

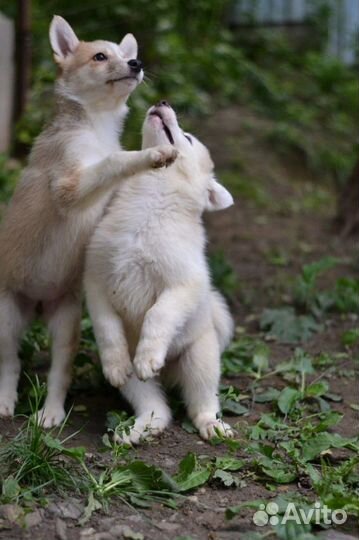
[[76, 126, 120, 165]]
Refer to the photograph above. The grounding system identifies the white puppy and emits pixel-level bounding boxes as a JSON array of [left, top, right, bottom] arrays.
[[85, 101, 234, 442]]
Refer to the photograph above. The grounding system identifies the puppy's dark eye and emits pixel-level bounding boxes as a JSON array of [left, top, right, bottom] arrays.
[[184, 134, 193, 145], [93, 52, 108, 61]]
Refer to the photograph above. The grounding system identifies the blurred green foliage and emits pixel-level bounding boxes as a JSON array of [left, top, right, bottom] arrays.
[[0, 0, 357, 188]]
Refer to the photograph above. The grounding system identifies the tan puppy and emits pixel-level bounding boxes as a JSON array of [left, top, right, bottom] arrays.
[[85, 102, 234, 443], [0, 17, 176, 426]]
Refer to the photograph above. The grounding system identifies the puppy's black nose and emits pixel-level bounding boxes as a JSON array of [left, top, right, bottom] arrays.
[[128, 59, 143, 73], [156, 100, 170, 107]]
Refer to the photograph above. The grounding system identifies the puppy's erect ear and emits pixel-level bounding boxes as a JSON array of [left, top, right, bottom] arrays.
[[50, 16, 79, 64], [119, 33, 138, 58], [206, 178, 234, 212]]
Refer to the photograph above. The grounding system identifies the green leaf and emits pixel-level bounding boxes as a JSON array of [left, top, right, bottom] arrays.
[[213, 469, 240, 487], [214, 457, 244, 471], [1, 476, 21, 500], [253, 344, 270, 372], [342, 328, 359, 346], [305, 381, 329, 397], [323, 392, 342, 402], [174, 453, 211, 492], [277, 387, 301, 414], [301, 432, 358, 462], [181, 419, 198, 434], [43, 434, 86, 461], [254, 387, 280, 403], [274, 521, 313, 540], [221, 399, 248, 415], [260, 308, 321, 344], [81, 491, 103, 525], [261, 465, 297, 483], [315, 411, 343, 432], [225, 500, 264, 520]]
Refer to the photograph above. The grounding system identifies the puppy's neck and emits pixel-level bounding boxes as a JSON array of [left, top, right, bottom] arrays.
[[54, 81, 129, 143]]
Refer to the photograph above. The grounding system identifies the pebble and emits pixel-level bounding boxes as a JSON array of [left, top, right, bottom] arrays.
[[157, 521, 180, 532], [48, 498, 83, 520], [98, 517, 116, 531], [0, 504, 23, 523], [122, 525, 144, 540], [80, 527, 97, 538], [94, 533, 113, 540], [187, 496, 199, 504], [24, 509, 43, 528], [55, 517, 68, 540], [320, 532, 359, 540]]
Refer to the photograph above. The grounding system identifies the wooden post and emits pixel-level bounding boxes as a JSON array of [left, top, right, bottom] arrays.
[[14, 0, 31, 126]]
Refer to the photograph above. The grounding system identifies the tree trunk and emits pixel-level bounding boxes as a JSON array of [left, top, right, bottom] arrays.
[[13, 0, 31, 156], [336, 157, 359, 237]]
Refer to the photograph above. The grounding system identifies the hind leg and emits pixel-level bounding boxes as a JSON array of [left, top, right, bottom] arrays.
[[116, 375, 172, 444], [85, 273, 132, 388], [176, 328, 233, 440], [39, 292, 81, 427], [0, 291, 32, 416]]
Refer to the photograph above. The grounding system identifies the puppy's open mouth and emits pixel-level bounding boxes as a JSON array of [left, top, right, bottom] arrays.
[[149, 110, 174, 145], [106, 75, 138, 84]]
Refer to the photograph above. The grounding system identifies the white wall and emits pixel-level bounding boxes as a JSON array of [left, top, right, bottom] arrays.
[[0, 13, 15, 153]]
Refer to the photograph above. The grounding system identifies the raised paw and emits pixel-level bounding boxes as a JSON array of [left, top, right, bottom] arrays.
[[102, 357, 133, 388], [0, 393, 16, 417], [133, 350, 165, 381], [37, 405, 66, 428], [198, 419, 234, 441], [149, 145, 178, 169]]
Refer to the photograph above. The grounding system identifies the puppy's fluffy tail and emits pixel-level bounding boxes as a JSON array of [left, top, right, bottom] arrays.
[[210, 289, 234, 353]]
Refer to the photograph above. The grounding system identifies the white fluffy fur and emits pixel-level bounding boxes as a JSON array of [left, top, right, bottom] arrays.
[[0, 18, 176, 427], [85, 103, 234, 442]]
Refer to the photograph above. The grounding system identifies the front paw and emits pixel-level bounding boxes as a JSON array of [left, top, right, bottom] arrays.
[[37, 405, 66, 428], [133, 349, 165, 381], [149, 145, 178, 168], [198, 419, 234, 441], [103, 356, 133, 388], [0, 393, 17, 417]]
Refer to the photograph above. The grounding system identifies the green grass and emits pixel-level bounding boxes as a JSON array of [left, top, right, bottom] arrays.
[[0, 378, 85, 504]]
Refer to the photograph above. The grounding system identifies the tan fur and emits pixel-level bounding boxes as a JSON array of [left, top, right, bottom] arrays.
[[0, 16, 177, 426]]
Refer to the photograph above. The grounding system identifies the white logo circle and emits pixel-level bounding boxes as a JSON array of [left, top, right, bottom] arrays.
[[331, 509, 347, 525], [253, 504, 269, 527]]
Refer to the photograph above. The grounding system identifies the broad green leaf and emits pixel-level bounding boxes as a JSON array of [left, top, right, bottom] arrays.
[[261, 466, 297, 483], [253, 344, 270, 372], [260, 308, 321, 344], [226, 500, 264, 519], [277, 387, 301, 414], [342, 328, 359, 346], [274, 521, 313, 540], [81, 491, 102, 525], [254, 387, 280, 403], [222, 399, 248, 415], [315, 411, 343, 432], [181, 419, 198, 434], [1, 476, 21, 500], [324, 392, 342, 402], [214, 457, 244, 471], [301, 432, 358, 462], [174, 453, 211, 492], [213, 469, 239, 487], [305, 381, 329, 397]]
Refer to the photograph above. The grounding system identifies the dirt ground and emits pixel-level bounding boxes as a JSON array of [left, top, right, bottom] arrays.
[[0, 106, 358, 540]]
